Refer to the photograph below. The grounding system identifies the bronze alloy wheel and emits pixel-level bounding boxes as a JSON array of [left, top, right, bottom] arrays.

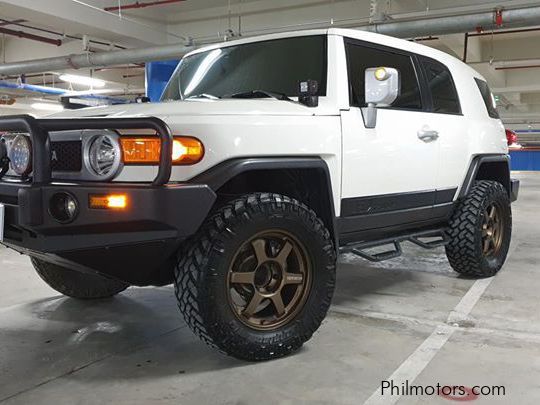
[[227, 230, 312, 331], [481, 202, 505, 257]]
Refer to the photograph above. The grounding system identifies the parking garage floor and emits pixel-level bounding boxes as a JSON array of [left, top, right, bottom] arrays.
[[1, 172, 539, 405]]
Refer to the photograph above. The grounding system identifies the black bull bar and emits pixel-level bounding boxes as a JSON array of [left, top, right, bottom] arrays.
[[0, 114, 173, 185]]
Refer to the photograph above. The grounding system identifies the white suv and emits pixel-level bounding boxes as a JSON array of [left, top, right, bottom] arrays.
[[0, 28, 519, 361]]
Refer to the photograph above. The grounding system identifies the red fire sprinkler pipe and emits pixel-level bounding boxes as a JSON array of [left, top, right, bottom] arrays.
[[0, 26, 61, 46], [104, 0, 186, 12]]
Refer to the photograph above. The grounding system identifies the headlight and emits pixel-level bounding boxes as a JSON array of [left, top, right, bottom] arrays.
[[86, 134, 121, 179], [8, 135, 32, 176]]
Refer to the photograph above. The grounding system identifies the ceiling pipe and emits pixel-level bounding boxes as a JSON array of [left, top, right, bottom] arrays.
[[469, 26, 540, 37], [0, 19, 26, 27], [0, 42, 195, 76], [0, 80, 130, 103], [495, 65, 540, 70], [357, 7, 507, 38], [469, 58, 540, 68], [2, 6, 540, 76], [0, 81, 65, 95], [104, 0, 186, 12], [0, 19, 127, 50], [0, 26, 61, 46]]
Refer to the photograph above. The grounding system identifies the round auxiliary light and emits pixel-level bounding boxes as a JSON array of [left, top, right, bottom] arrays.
[[88, 134, 121, 178], [9, 134, 32, 176], [49, 192, 79, 223], [374, 67, 389, 81]]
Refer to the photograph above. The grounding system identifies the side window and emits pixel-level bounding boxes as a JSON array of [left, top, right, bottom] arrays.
[[421, 58, 461, 114], [345, 42, 423, 110], [475, 78, 500, 119]]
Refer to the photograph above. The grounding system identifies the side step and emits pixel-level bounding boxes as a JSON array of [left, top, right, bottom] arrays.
[[340, 229, 448, 263]]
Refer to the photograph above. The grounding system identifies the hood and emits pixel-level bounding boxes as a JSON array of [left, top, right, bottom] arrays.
[[47, 98, 339, 119]]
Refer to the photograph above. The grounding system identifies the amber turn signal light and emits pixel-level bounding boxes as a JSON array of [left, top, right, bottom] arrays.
[[120, 136, 204, 165], [89, 194, 128, 210]]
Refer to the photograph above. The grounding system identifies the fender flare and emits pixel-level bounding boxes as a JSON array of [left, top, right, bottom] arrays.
[[459, 154, 510, 199], [190, 156, 338, 247]]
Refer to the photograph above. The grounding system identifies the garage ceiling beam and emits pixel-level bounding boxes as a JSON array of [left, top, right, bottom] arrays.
[[0, 0, 178, 46], [2, 5, 540, 76]]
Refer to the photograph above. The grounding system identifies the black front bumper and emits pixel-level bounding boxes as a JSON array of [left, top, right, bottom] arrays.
[[0, 115, 216, 285], [1, 181, 215, 252]]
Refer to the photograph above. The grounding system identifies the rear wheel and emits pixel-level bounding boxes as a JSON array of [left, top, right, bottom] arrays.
[[174, 193, 336, 361], [445, 181, 512, 278], [31, 258, 129, 299]]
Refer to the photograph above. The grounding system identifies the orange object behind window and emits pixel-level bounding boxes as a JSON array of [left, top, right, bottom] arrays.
[[120, 136, 204, 165]]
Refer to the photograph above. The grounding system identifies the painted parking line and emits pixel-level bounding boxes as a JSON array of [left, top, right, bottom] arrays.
[[363, 277, 494, 405]]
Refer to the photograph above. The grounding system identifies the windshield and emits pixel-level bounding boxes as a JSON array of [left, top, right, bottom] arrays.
[[161, 35, 328, 101]]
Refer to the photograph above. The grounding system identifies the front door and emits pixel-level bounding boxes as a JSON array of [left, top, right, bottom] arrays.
[[339, 39, 440, 237]]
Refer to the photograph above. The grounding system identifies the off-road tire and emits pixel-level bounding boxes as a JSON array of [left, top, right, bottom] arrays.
[[174, 193, 336, 361], [31, 258, 129, 299], [445, 180, 512, 278]]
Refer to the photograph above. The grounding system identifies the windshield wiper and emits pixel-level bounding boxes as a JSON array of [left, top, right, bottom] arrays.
[[185, 93, 221, 100], [227, 90, 292, 101]]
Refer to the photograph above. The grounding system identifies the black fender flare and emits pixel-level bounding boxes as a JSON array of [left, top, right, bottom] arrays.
[[190, 156, 338, 247], [459, 154, 510, 199]]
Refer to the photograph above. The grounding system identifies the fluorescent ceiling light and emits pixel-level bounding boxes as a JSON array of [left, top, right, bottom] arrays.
[[59, 74, 106, 88], [64, 89, 120, 96], [31, 102, 64, 112]]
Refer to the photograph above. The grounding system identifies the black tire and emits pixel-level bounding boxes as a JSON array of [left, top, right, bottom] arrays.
[[174, 193, 336, 361], [31, 258, 129, 299], [445, 180, 512, 278]]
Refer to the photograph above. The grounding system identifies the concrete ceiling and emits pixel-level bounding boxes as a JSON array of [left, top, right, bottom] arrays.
[[1, 0, 540, 128]]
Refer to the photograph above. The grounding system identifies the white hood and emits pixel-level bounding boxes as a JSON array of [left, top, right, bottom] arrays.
[[48, 98, 339, 119]]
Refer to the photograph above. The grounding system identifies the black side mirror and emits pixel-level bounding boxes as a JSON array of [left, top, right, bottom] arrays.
[[298, 80, 319, 107], [136, 96, 151, 104]]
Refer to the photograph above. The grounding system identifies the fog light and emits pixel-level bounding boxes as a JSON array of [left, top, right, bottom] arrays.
[[49, 192, 79, 223]]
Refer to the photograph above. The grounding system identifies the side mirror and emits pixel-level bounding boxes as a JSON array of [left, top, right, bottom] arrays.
[[362, 67, 400, 129], [136, 96, 151, 104]]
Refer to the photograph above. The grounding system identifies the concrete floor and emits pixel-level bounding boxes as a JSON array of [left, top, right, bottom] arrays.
[[1, 172, 539, 405]]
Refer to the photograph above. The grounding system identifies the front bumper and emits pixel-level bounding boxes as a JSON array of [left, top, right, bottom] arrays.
[[0, 115, 216, 285], [1, 181, 215, 252]]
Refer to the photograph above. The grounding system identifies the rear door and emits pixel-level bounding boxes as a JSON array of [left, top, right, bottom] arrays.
[[416, 56, 467, 198]]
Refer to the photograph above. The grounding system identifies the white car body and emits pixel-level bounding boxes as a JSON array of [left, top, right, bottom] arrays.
[[54, 28, 507, 218], [0, 27, 518, 362]]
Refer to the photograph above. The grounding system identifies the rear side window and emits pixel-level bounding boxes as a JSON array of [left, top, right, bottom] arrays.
[[420, 58, 461, 114], [345, 42, 423, 110], [475, 78, 500, 119]]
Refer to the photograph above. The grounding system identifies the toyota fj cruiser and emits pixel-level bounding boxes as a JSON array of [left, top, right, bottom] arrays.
[[0, 28, 519, 361]]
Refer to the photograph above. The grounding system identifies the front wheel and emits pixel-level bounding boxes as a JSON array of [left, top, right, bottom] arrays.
[[174, 193, 336, 361], [445, 180, 512, 278]]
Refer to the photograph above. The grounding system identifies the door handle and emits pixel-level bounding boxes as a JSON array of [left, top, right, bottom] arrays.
[[417, 128, 439, 142]]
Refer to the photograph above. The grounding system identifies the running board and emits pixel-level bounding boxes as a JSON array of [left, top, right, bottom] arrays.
[[340, 229, 448, 263]]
